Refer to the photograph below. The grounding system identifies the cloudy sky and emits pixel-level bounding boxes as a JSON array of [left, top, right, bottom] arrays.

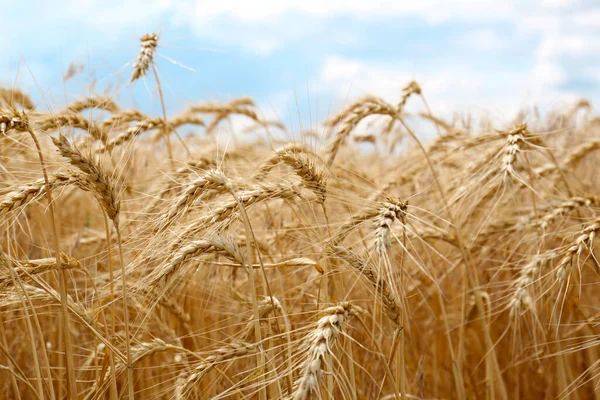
[[3, 0, 599, 131]]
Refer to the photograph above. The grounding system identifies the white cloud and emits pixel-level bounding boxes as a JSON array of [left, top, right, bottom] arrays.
[[458, 29, 505, 52], [0, 0, 555, 57], [183, 0, 519, 24], [531, 62, 566, 87], [4, 0, 598, 61], [573, 10, 600, 27], [61, 0, 176, 34], [316, 54, 587, 123], [321, 57, 363, 83], [537, 35, 600, 59], [539, 0, 572, 8]]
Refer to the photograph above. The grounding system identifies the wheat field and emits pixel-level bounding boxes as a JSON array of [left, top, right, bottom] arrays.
[[1, 33, 600, 400]]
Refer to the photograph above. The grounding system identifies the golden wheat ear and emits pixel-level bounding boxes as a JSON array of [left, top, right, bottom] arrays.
[[131, 33, 159, 83]]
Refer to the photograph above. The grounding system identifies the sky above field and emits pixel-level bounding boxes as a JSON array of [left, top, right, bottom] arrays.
[[2, 0, 599, 132]]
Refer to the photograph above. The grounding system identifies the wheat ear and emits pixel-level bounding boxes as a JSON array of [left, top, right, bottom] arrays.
[[148, 235, 244, 288], [65, 96, 119, 114], [157, 169, 230, 231], [325, 96, 397, 168], [38, 113, 105, 143], [175, 342, 257, 399], [85, 338, 182, 400], [291, 302, 360, 400], [0, 88, 35, 110], [51, 134, 120, 223], [131, 33, 158, 82], [257, 148, 326, 204], [97, 117, 163, 153], [0, 172, 81, 217], [500, 124, 529, 183], [330, 246, 402, 326], [172, 182, 304, 248], [556, 218, 600, 281], [373, 198, 408, 255]]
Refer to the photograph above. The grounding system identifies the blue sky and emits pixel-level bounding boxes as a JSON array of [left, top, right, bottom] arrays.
[[3, 0, 599, 133]]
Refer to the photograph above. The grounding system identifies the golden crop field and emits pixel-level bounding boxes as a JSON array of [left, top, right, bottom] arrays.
[[1, 33, 599, 399]]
